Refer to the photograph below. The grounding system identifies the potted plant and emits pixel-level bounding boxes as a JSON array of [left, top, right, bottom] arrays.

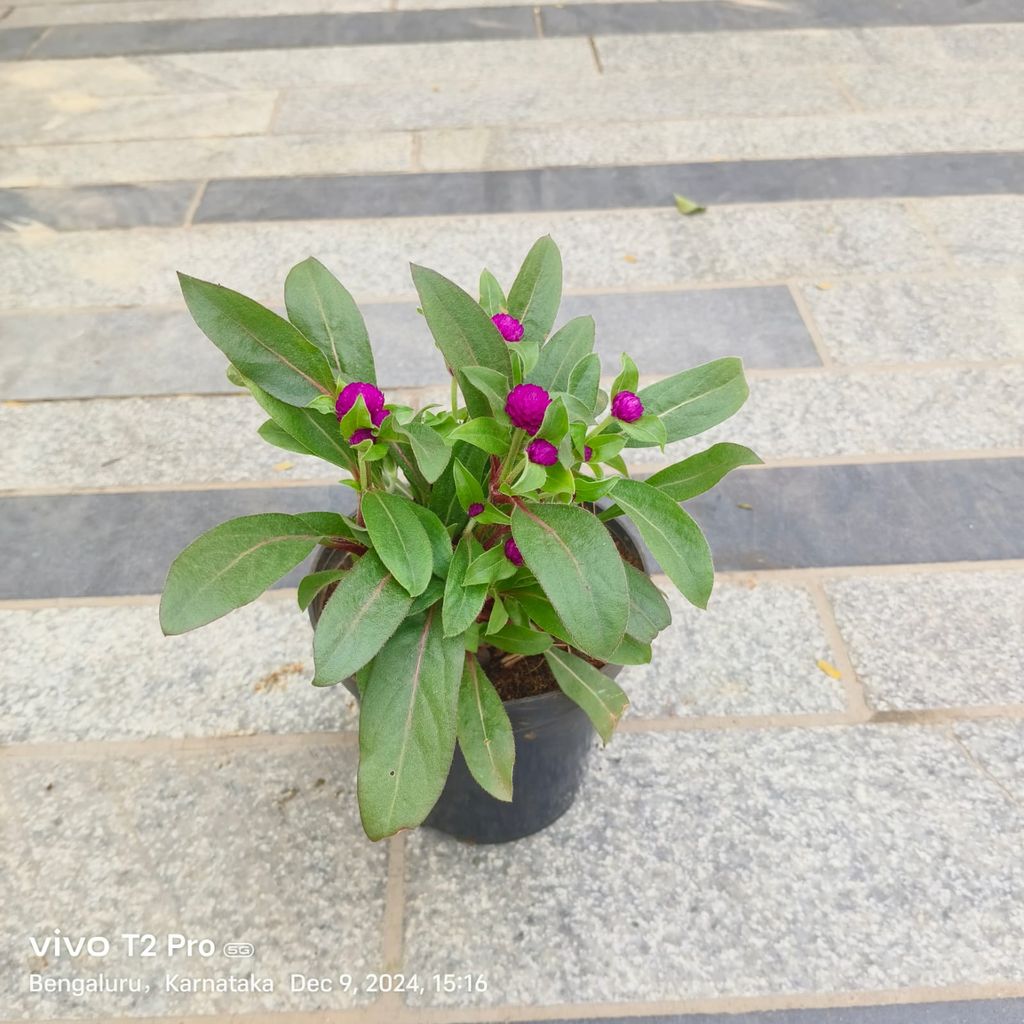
[[160, 236, 758, 843]]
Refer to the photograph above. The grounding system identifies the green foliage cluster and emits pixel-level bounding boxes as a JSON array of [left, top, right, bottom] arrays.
[[160, 237, 757, 839]]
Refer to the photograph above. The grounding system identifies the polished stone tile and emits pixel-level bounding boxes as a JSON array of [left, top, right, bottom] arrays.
[[0, 27, 42, 60], [3, 459, 1023, 599], [2, 745, 386, 1016], [0, 598, 357, 743], [800, 275, 1024, 364], [404, 725, 1024, 1005], [624, 581, 845, 718], [827, 572, 1024, 711], [0, 182, 196, 230]]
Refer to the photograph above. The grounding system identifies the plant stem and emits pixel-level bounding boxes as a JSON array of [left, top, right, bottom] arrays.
[[498, 429, 526, 490]]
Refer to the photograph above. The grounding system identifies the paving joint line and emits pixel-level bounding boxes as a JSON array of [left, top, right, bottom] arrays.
[[901, 197, 960, 273], [807, 579, 872, 722], [785, 279, 833, 369], [182, 179, 208, 226], [587, 33, 603, 73], [947, 724, 1024, 809]]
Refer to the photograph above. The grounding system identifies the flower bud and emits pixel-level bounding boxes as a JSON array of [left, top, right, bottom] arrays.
[[467, 502, 485, 518], [492, 313, 524, 342], [348, 428, 375, 446], [504, 384, 551, 436], [336, 381, 385, 421], [611, 390, 644, 423], [526, 438, 558, 466], [504, 537, 524, 566], [584, 445, 593, 462]]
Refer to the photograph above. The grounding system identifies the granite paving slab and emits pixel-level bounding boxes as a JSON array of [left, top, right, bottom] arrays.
[[0, 285, 815, 400], [1, 745, 387, 1017], [800, 274, 1024, 365], [916, 196, 1024, 270], [2, 459, 1023, 599], [192, 155, 1024, 227], [623, 580, 845, 718], [403, 725, 1024, 1006], [826, 571, 1024, 711], [0, 597, 358, 744], [953, 720, 1024, 796], [0, 203, 947, 310]]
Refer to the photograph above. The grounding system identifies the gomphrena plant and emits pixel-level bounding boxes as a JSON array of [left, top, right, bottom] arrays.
[[160, 236, 758, 840]]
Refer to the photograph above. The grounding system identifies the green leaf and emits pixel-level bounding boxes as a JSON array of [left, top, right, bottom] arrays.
[[459, 365, 511, 420], [631, 358, 749, 447], [544, 648, 629, 744], [510, 502, 628, 660], [297, 568, 345, 612], [298, 511, 362, 538], [429, 442, 487, 528], [358, 608, 463, 840], [312, 552, 413, 684], [399, 422, 451, 483], [621, 413, 667, 449], [362, 491, 434, 597], [508, 459, 547, 496], [530, 316, 595, 392], [409, 575, 445, 615], [511, 589, 571, 643], [443, 536, 489, 637], [542, 462, 576, 496], [478, 269, 506, 317], [573, 475, 617, 502], [674, 193, 706, 215], [160, 513, 324, 635], [607, 634, 652, 665], [411, 264, 512, 395], [284, 256, 376, 384], [537, 396, 569, 444], [448, 417, 510, 456], [566, 352, 601, 415], [646, 442, 762, 500], [476, 503, 512, 525], [488, 623, 552, 656], [258, 419, 313, 457], [177, 273, 333, 407], [244, 374, 355, 472], [409, 503, 453, 578], [484, 594, 509, 635], [507, 235, 562, 344], [457, 654, 515, 801], [610, 478, 714, 609], [610, 353, 639, 397], [452, 457, 485, 511], [508, 339, 539, 381], [463, 544, 516, 587], [624, 562, 672, 643]]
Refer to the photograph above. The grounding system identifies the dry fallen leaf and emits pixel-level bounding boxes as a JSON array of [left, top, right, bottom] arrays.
[[817, 659, 842, 680], [736, 502, 753, 511], [272, 460, 295, 472], [815, 281, 833, 291], [623, 254, 638, 264]]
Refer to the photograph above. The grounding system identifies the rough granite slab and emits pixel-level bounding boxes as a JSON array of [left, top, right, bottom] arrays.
[[826, 572, 1024, 711], [0, 182, 197, 231], [916, 196, 1024, 270], [403, 725, 1024, 1006], [624, 580, 845, 718], [0, 203, 946, 311], [0, 597, 358, 744], [800, 274, 1024, 364], [953, 720, 1024, 797], [1, 746, 386, 1017]]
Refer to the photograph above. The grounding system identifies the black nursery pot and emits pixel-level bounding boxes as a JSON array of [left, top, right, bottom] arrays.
[[308, 517, 646, 844]]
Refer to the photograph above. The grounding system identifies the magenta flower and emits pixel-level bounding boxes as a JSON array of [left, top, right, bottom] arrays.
[[611, 390, 644, 423], [348, 428, 375, 445], [467, 502, 485, 518], [492, 313, 524, 342], [336, 381, 385, 421], [584, 445, 593, 462], [504, 537, 524, 566], [371, 407, 390, 427], [527, 438, 558, 466], [505, 384, 551, 435]]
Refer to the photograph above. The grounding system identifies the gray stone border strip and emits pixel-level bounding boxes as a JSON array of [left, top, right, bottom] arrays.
[[2, 458, 1022, 600], [6, 154, 1022, 232], [3, 0, 1023, 60]]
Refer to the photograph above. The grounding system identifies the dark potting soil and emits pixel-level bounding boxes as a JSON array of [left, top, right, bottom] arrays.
[[483, 530, 644, 702]]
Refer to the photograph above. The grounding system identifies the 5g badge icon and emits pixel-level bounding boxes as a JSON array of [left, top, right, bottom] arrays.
[[223, 942, 255, 958]]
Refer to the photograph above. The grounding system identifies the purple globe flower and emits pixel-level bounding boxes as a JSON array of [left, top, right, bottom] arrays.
[[492, 313, 524, 342], [348, 427, 375, 445], [371, 407, 390, 427], [526, 438, 558, 466], [584, 445, 594, 462], [336, 381, 385, 421], [467, 502, 485, 518], [505, 384, 551, 436], [504, 537, 524, 566], [611, 390, 645, 423]]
